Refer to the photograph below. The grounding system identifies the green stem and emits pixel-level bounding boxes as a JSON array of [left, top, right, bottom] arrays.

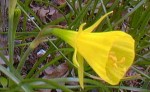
[[8, 0, 17, 68]]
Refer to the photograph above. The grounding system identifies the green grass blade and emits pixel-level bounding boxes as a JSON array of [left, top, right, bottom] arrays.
[[113, 0, 147, 27], [21, 78, 73, 92], [0, 65, 31, 92], [100, 0, 112, 30], [132, 66, 150, 80]]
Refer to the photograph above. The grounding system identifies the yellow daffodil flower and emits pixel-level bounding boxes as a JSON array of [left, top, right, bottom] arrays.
[[48, 11, 135, 88]]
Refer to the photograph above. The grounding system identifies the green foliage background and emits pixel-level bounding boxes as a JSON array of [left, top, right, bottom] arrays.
[[0, 0, 149, 92]]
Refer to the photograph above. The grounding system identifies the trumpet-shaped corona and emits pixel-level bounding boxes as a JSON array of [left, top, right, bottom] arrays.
[[49, 11, 135, 88]]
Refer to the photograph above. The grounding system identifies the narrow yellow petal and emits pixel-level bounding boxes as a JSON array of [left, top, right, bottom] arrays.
[[73, 48, 79, 67], [79, 23, 86, 32], [84, 11, 113, 32], [77, 53, 84, 89]]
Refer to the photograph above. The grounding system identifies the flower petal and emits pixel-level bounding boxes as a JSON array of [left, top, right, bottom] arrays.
[[84, 11, 113, 33], [79, 23, 86, 32], [73, 48, 79, 67], [77, 53, 84, 88]]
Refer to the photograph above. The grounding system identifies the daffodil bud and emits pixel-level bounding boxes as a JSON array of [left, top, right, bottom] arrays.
[[14, 7, 21, 18], [13, 7, 21, 31]]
